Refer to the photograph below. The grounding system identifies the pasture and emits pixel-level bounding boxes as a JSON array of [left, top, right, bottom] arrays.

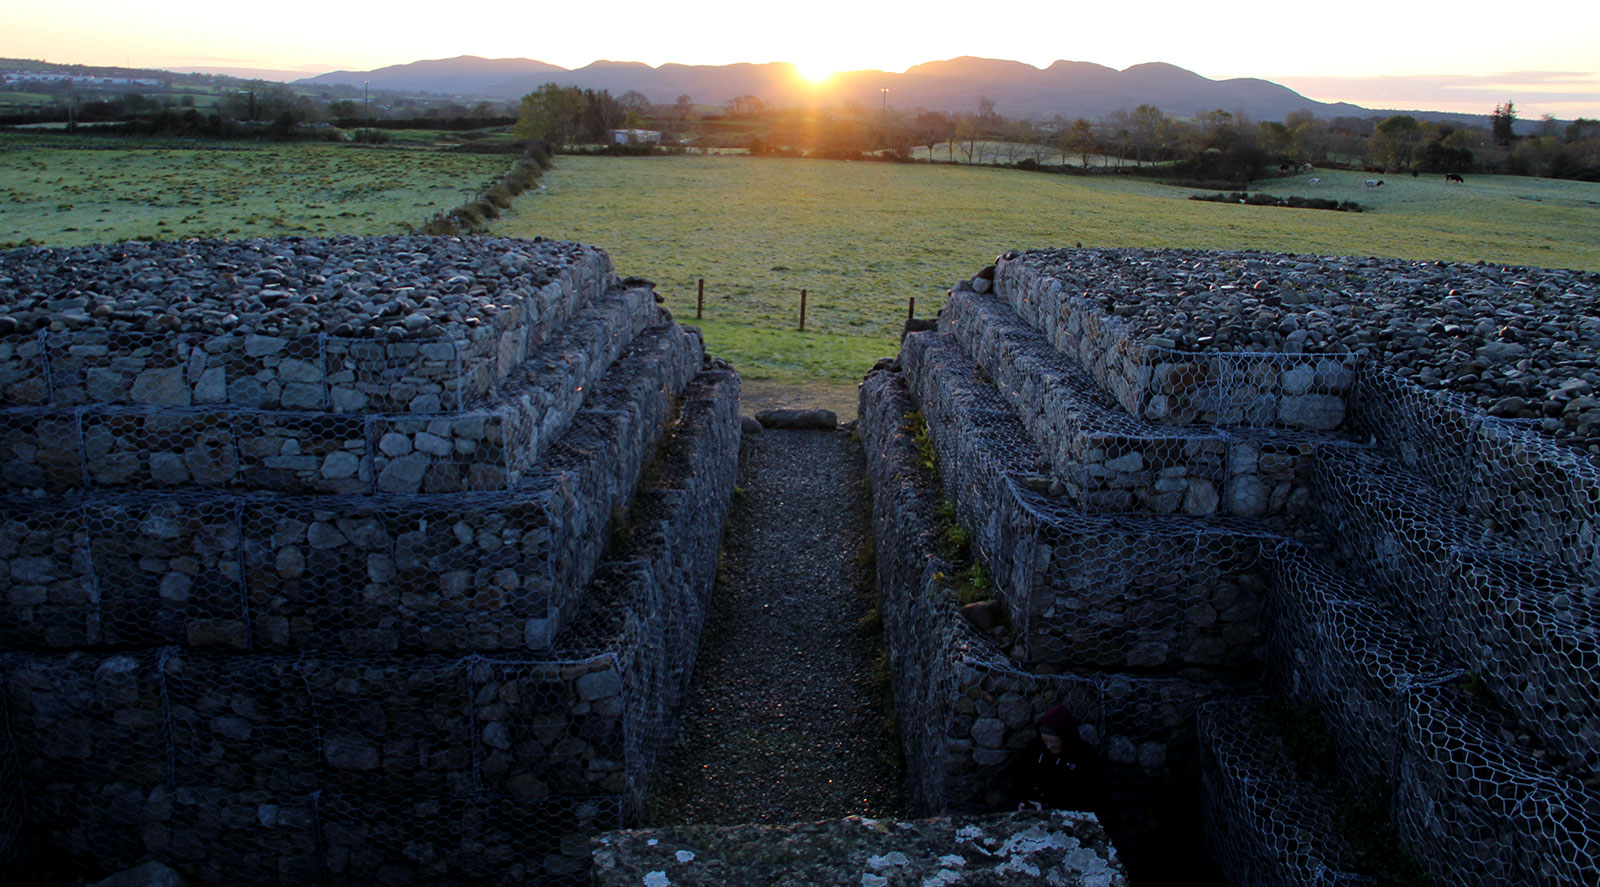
[[0, 136, 509, 247], [493, 155, 1600, 409]]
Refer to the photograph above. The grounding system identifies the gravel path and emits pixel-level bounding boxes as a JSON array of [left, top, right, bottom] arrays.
[[645, 428, 907, 826]]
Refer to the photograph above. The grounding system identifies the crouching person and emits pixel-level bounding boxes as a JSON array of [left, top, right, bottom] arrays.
[[1011, 704, 1100, 812]]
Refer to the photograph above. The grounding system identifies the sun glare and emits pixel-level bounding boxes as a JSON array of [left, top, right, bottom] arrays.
[[794, 62, 834, 84]]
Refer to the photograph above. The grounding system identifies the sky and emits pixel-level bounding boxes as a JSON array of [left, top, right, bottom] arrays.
[[6, 0, 1599, 118]]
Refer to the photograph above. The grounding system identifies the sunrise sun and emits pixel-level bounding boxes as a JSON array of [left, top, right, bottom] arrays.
[[793, 61, 835, 84]]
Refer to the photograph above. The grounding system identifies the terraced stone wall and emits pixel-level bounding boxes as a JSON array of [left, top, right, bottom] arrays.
[[859, 368, 1237, 885], [0, 237, 741, 886], [866, 247, 1600, 887]]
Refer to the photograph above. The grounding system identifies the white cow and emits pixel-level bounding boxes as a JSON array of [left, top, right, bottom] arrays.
[[1365, 179, 1385, 188], [1309, 177, 1321, 185]]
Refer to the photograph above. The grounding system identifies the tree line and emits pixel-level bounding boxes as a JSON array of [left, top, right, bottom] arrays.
[[512, 83, 1600, 183]]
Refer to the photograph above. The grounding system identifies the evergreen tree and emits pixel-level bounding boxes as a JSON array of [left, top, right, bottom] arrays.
[[1491, 101, 1517, 146]]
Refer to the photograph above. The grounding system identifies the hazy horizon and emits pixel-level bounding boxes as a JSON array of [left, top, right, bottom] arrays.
[[7, 0, 1599, 117]]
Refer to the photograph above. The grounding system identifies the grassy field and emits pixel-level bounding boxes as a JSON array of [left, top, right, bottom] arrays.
[[492, 155, 1600, 408], [0, 136, 510, 246]]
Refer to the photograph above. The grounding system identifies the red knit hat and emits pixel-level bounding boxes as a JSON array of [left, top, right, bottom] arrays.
[[1037, 704, 1076, 736]]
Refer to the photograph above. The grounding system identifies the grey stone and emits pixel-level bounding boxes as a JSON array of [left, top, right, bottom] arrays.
[[741, 415, 763, 434], [89, 861, 188, 887], [378, 432, 412, 457], [414, 431, 453, 457], [754, 408, 837, 430], [149, 452, 189, 485], [130, 366, 191, 406], [321, 451, 360, 479], [193, 366, 227, 402], [324, 735, 380, 770], [377, 454, 429, 493], [970, 717, 1006, 749], [245, 335, 287, 358], [280, 382, 324, 409], [578, 669, 623, 701]]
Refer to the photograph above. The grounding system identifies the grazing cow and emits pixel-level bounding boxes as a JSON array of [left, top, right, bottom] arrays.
[[1309, 177, 1321, 185], [1445, 173, 1465, 184], [1301, 163, 1315, 172], [1366, 179, 1385, 188], [1279, 164, 1291, 173]]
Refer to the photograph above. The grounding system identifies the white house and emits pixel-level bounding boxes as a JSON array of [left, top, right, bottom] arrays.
[[611, 129, 661, 145]]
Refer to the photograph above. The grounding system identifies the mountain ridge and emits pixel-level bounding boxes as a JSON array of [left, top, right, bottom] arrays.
[[297, 54, 1379, 121]]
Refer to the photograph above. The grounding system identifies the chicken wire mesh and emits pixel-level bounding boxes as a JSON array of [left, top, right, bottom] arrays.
[[941, 285, 1354, 519], [987, 267, 1356, 430], [1395, 684, 1600, 887], [899, 330, 1273, 671], [1196, 699, 1369, 887], [892, 263, 1600, 886], [1350, 362, 1600, 583], [858, 364, 1244, 885], [1265, 541, 1466, 785], [0, 289, 664, 499], [0, 347, 736, 886]]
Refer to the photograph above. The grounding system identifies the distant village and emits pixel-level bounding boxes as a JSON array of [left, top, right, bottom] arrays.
[[2, 69, 163, 87]]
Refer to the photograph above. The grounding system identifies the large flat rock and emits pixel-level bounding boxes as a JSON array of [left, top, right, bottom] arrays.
[[592, 810, 1125, 887]]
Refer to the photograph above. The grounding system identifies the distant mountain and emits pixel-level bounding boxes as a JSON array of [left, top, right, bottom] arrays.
[[298, 55, 566, 94], [297, 53, 1374, 121]]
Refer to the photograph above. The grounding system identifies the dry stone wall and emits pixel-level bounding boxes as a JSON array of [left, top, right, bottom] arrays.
[[0, 237, 741, 886], [858, 367, 1240, 885], [864, 248, 1600, 887]]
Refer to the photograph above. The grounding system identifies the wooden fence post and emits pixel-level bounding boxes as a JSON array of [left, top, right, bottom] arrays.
[[697, 278, 704, 320], [799, 289, 807, 332], [908, 296, 916, 319]]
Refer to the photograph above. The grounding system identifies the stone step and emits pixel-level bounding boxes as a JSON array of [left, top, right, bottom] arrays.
[[1309, 439, 1499, 634], [1308, 445, 1600, 781], [1266, 542, 1465, 784], [0, 285, 661, 496], [899, 331, 1272, 672], [1348, 362, 1600, 583], [991, 254, 1354, 430], [1438, 548, 1600, 782], [0, 324, 706, 653], [941, 285, 1347, 517], [1, 369, 740, 886], [1393, 685, 1600, 887], [1196, 698, 1369, 887], [591, 811, 1126, 887], [0, 239, 616, 413], [860, 363, 1248, 882]]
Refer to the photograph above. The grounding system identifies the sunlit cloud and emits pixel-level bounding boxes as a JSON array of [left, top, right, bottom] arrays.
[[1274, 71, 1600, 118]]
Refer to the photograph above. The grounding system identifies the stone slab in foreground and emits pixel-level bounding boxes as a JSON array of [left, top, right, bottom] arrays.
[[592, 810, 1125, 887]]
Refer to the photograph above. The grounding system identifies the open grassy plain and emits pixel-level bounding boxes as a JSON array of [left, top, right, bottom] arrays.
[[0, 135, 509, 247], [493, 155, 1600, 411]]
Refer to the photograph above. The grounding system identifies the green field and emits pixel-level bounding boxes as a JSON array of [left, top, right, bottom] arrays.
[[491, 155, 1600, 409], [0, 138, 510, 246]]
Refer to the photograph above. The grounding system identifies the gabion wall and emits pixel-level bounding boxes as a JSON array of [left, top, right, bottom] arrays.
[[858, 366, 1239, 884], [866, 248, 1600, 887], [0, 238, 740, 885]]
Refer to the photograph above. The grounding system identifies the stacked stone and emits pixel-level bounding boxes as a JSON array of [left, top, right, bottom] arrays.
[[592, 810, 1126, 887], [940, 286, 1339, 517], [987, 248, 1600, 886], [0, 237, 741, 885], [858, 366, 1242, 885], [996, 247, 1600, 453], [1195, 700, 1367, 886], [868, 247, 1600, 885], [1295, 379, 1600, 882]]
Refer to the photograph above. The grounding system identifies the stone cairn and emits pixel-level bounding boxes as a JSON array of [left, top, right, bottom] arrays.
[[859, 247, 1599, 885], [0, 236, 741, 885]]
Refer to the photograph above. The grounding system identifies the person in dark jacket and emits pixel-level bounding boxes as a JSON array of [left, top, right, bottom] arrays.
[[1011, 704, 1100, 811]]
